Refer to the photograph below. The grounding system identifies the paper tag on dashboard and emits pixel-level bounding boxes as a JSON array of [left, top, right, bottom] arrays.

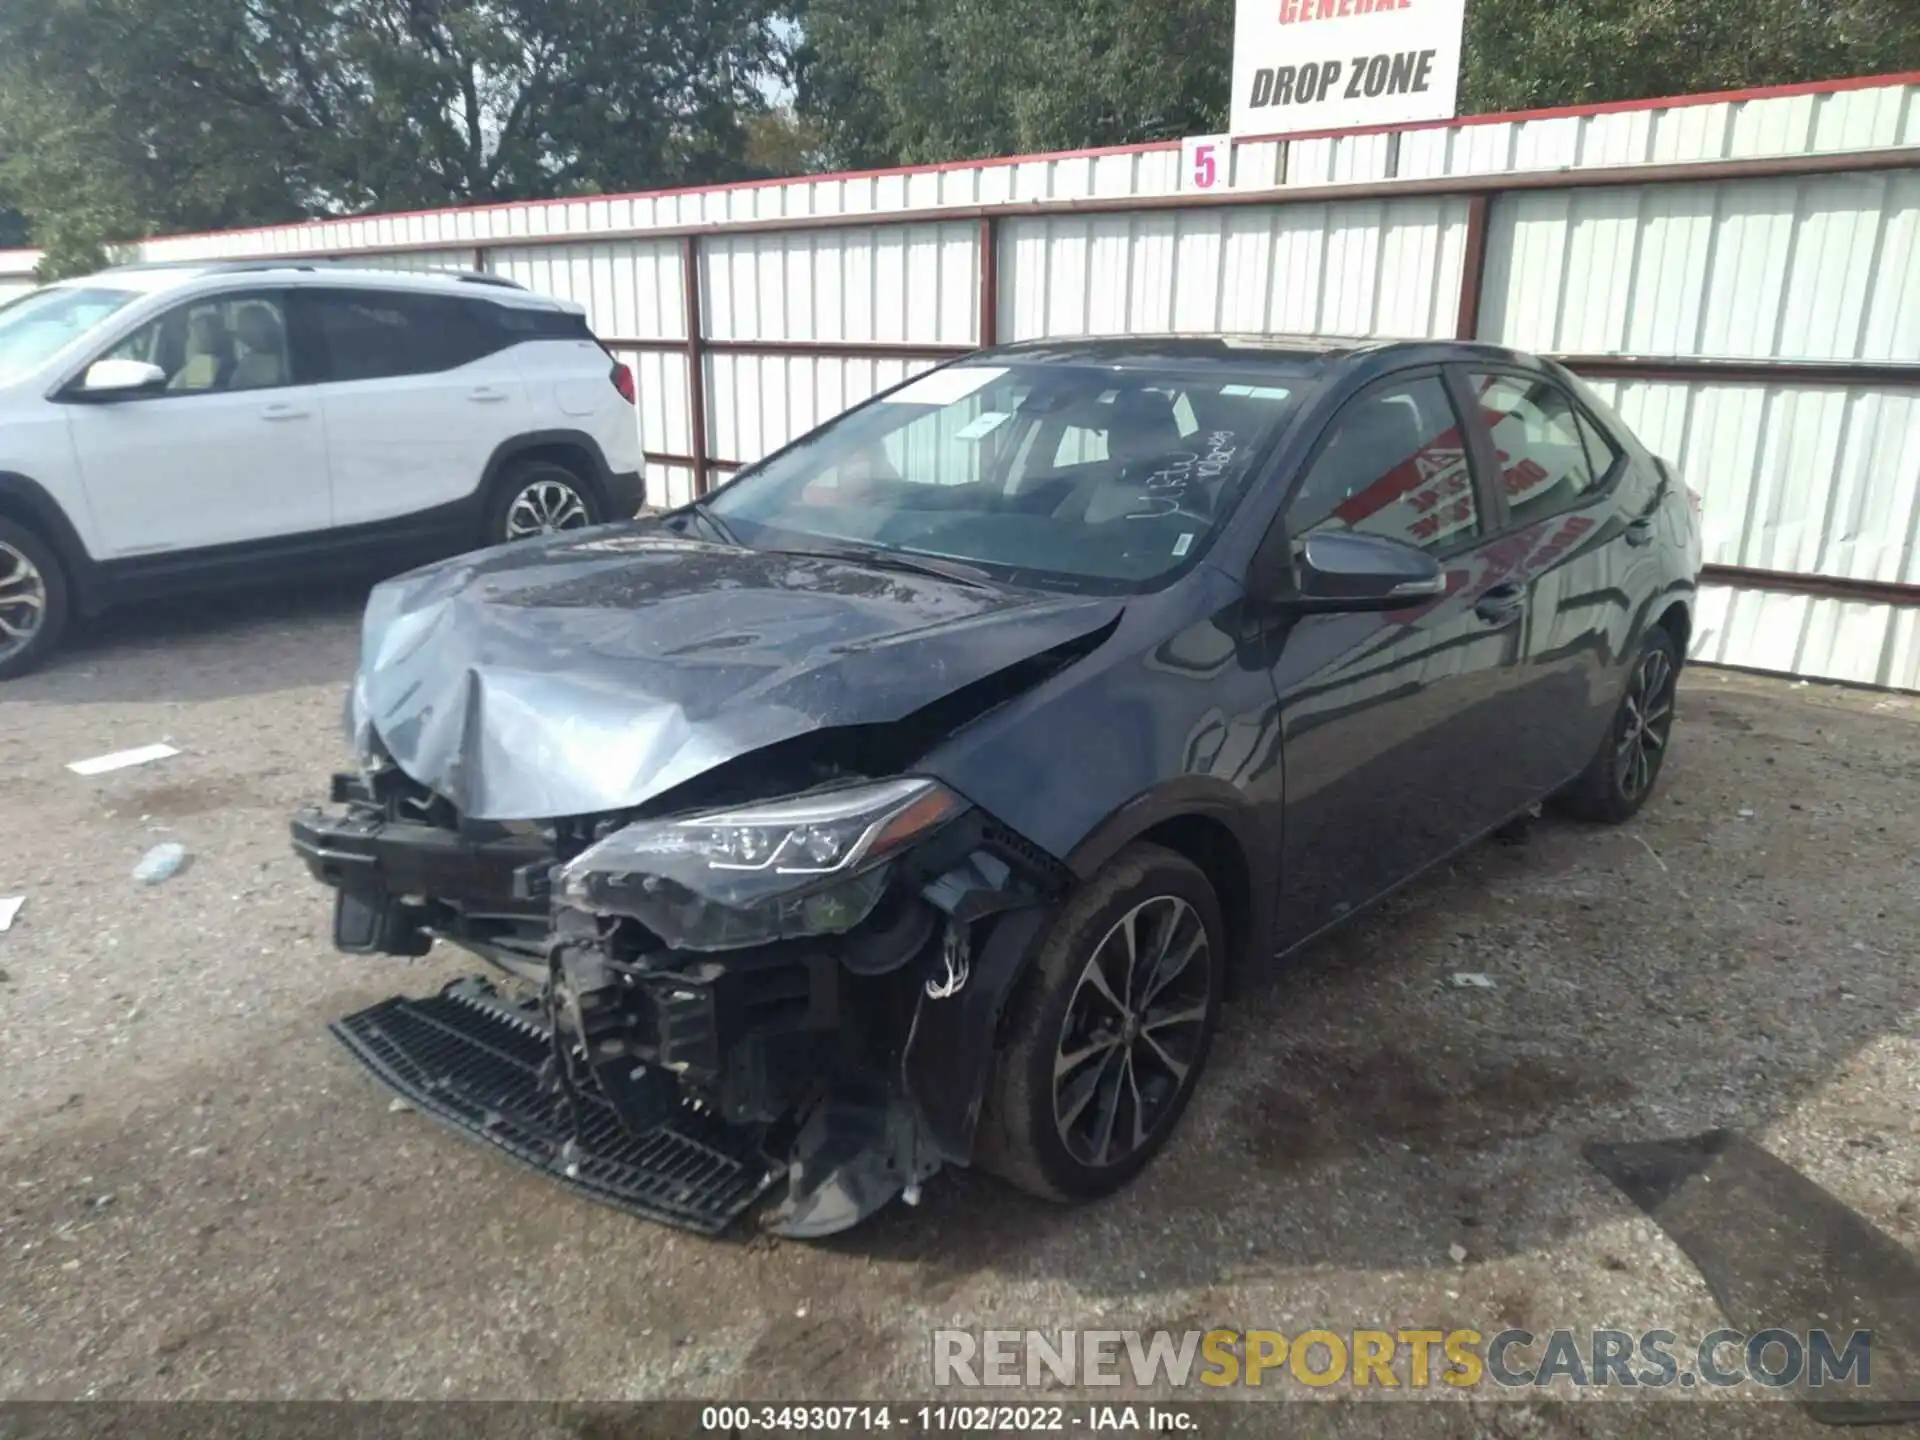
[[880, 366, 1007, 406], [954, 411, 1012, 441]]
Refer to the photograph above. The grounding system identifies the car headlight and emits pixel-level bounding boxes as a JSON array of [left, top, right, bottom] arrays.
[[556, 777, 969, 952]]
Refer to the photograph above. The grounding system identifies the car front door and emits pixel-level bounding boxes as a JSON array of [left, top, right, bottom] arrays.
[[296, 287, 529, 531], [1453, 365, 1666, 800], [1263, 368, 1533, 955], [61, 288, 332, 557]]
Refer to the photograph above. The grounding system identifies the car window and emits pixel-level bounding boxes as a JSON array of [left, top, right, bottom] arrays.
[[1287, 374, 1481, 553], [102, 292, 294, 394], [0, 286, 140, 384], [1576, 410, 1622, 480], [306, 290, 493, 382], [1470, 372, 1602, 525], [706, 362, 1309, 592]]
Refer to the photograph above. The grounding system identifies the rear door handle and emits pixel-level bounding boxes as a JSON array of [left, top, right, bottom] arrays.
[[467, 387, 507, 403], [1626, 515, 1656, 547], [1474, 582, 1527, 626], [261, 403, 310, 422]]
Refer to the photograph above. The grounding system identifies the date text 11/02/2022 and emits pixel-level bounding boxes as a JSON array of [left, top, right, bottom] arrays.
[[697, 1406, 1196, 1432], [1248, 49, 1438, 109]]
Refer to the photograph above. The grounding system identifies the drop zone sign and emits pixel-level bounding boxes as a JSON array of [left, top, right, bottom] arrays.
[[1230, 0, 1467, 137]]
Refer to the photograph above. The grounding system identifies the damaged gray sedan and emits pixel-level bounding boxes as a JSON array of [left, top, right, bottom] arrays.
[[294, 335, 1701, 1235]]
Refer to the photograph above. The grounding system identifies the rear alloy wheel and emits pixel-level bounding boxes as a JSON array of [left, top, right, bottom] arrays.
[[978, 843, 1224, 1202], [1554, 626, 1680, 823], [487, 460, 600, 544], [0, 518, 69, 682]]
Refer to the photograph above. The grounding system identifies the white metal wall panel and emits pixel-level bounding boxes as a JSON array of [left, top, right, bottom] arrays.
[[338, 249, 473, 274], [1481, 170, 1920, 361], [1002, 197, 1467, 341], [1693, 584, 1920, 689], [700, 224, 977, 344], [704, 354, 937, 469], [1587, 379, 1920, 584], [489, 240, 684, 340]]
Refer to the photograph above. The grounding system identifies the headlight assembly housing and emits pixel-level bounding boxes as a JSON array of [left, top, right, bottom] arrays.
[[556, 777, 969, 952]]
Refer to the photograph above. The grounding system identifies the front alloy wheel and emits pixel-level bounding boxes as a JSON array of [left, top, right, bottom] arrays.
[[1053, 896, 1212, 1169], [979, 842, 1224, 1202]]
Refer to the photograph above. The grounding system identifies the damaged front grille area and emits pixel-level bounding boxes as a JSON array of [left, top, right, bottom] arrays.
[[331, 979, 778, 1233]]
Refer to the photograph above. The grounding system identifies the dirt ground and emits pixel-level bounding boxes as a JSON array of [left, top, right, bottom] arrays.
[[0, 584, 1915, 1437]]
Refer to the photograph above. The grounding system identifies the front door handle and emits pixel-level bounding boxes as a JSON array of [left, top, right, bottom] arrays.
[[467, 387, 507, 403], [1474, 582, 1527, 626], [261, 403, 310, 421]]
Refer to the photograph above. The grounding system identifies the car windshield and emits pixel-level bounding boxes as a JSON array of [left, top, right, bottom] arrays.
[[703, 361, 1309, 592], [0, 285, 141, 384]]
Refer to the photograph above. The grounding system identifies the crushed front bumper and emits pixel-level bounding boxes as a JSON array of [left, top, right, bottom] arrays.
[[333, 978, 778, 1233], [293, 772, 1071, 1236]]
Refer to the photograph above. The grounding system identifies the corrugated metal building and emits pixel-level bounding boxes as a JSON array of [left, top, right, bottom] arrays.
[[1, 71, 1917, 687]]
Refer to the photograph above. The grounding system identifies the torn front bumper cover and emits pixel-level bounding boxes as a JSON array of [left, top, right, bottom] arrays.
[[293, 770, 1069, 1236]]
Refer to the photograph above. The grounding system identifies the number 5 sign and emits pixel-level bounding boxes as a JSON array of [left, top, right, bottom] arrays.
[[1180, 134, 1230, 191]]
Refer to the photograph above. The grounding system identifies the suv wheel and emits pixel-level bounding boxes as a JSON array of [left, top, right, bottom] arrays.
[[977, 843, 1224, 1202], [0, 518, 69, 681], [487, 459, 600, 544]]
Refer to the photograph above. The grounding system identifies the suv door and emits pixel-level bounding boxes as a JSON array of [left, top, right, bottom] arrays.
[[60, 288, 331, 557], [1264, 368, 1533, 954], [294, 287, 530, 531], [1452, 365, 1664, 799]]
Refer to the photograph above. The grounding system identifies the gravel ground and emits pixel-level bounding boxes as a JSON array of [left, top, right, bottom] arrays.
[[0, 586, 1915, 1437]]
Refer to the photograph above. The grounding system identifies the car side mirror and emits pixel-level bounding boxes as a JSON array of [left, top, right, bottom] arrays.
[[76, 358, 166, 398], [1249, 529, 1448, 612]]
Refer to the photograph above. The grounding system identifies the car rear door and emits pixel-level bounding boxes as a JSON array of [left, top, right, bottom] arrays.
[[1263, 367, 1535, 954], [296, 287, 530, 531], [1449, 363, 1666, 800]]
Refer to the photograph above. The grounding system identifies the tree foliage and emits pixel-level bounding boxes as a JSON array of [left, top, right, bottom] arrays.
[[0, 0, 789, 276]]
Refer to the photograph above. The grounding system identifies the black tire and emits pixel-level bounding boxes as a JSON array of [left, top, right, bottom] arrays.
[[482, 458, 601, 545], [976, 842, 1225, 1202], [1552, 625, 1681, 823], [0, 517, 70, 682]]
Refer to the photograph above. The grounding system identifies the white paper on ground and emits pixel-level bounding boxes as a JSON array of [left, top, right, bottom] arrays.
[[0, 896, 21, 932], [877, 366, 1006, 407], [66, 743, 180, 776]]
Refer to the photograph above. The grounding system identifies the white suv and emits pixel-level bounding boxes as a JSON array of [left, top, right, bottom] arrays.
[[0, 261, 645, 678]]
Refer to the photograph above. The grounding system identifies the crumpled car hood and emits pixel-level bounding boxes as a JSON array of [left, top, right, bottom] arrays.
[[348, 527, 1123, 821]]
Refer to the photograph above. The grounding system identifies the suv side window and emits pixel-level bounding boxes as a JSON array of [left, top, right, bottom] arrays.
[[1469, 371, 1605, 526], [102, 292, 294, 394], [1287, 374, 1481, 553], [304, 289, 494, 382]]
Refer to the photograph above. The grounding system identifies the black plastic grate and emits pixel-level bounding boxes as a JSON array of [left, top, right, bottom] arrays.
[[331, 984, 777, 1234]]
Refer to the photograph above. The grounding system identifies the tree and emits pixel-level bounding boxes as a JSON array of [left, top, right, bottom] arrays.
[[0, 0, 792, 276]]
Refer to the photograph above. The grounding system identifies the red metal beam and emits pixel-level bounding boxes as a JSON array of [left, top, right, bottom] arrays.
[[1455, 194, 1490, 341], [1702, 565, 1920, 607], [1556, 356, 1920, 388]]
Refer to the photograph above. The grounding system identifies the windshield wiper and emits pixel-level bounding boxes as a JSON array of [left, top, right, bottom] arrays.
[[762, 540, 1000, 590], [666, 499, 741, 547]]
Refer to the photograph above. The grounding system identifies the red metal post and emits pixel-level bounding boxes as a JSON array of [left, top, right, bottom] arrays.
[[1455, 193, 1490, 340], [978, 216, 999, 349], [682, 233, 710, 497]]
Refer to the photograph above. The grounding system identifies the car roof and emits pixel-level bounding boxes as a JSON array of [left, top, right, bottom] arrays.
[[977, 333, 1549, 377], [64, 261, 568, 309]]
